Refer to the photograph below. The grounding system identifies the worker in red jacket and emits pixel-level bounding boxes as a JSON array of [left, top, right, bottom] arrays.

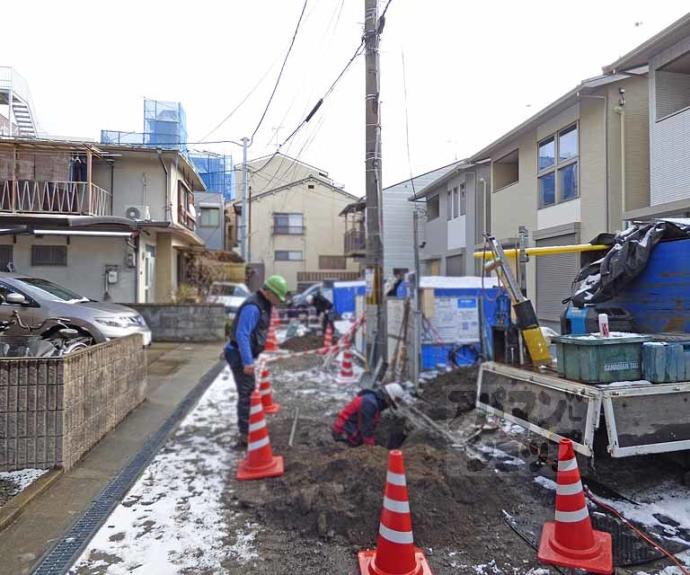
[[332, 383, 405, 447]]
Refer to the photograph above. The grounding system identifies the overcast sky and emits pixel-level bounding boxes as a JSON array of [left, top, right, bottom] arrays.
[[3, 1, 689, 195]]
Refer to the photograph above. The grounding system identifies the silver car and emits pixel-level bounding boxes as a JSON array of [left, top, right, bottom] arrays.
[[0, 273, 151, 346], [206, 282, 250, 317]]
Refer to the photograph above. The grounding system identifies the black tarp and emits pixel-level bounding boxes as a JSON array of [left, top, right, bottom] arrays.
[[569, 220, 690, 307]]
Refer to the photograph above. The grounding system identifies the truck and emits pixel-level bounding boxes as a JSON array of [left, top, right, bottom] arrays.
[[475, 222, 690, 459]]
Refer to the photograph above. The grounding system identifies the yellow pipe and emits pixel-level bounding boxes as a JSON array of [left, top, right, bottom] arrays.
[[474, 243, 609, 260]]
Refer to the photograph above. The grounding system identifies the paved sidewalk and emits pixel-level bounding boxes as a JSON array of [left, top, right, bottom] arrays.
[[0, 342, 222, 575], [70, 366, 246, 574]]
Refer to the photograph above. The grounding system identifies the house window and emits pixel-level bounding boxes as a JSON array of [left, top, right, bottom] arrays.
[[538, 124, 578, 208], [199, 207, 220, 227], [446, 190, 453, 221], [655, 51, 690, 120], [275, 250, 303, 261], [426, 195, 440, 220], [32, 245, 67, 266], [453, 187, 460, 218], [0, 245, 13, 271], [538, 137, 555, 170], [494, 149, 519, 190], [459, 184, 466, 216], [273, 213, 304, 235], [319, 255, 346, 270]]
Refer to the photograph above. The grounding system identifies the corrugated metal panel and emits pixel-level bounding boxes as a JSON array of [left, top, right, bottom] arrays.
[[382, 164, 457, 277], [536, 233, 578, 325]]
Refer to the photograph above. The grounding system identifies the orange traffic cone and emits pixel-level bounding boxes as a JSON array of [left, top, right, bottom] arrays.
[[537, 439, 612, 574], [236, 390, 284, 481], [322, 323, 333, 354], [358, 450, 432, 575], [336, 337, 357, 384], [258, 362, 280, 414], [264, 309, 279, 353]]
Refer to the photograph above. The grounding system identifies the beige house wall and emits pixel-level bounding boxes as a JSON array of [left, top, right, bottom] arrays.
[[249, 181, 358, 290]]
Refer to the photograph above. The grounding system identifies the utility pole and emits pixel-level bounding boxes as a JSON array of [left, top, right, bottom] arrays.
[[412, 208, 422, 388], [364, 0, 387, 372], [240, 136, 249, 263]]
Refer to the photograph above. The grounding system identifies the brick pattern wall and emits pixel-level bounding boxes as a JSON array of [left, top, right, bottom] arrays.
[[129, 304, 226, 342], [0, 334, 147, 472]]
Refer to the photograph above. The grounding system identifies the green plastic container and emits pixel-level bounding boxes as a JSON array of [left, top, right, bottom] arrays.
[[552, 333, 652, 384]]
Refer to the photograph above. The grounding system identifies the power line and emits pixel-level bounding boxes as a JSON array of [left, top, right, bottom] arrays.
[[201, 62, 278, 142], [401, 51, 418, 199], [249, 0, 309, 145], [250, 39, 365, 176]]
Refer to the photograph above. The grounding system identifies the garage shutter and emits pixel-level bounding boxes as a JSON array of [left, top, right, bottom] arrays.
[[446, 253, 464, 276], [536, 233, 578, 330]]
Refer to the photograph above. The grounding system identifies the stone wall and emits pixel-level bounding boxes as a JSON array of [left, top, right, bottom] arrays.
[[129, 304, 226, 342], [0, 334, 147, 472]]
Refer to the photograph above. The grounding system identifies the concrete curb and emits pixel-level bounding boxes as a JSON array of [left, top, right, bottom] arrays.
[[0, 468, 63, 533]]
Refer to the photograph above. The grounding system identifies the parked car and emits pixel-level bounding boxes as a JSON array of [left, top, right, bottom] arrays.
[[290, 283, 333, 310], [0, 273, 152, 346], [206, 282, 250, 317]]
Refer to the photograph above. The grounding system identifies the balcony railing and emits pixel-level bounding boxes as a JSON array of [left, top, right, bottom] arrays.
[[178, 206, 196, 231], [344, 228, 366, 255], [0, 179, 112, 216], [272, 225, 305, 235]]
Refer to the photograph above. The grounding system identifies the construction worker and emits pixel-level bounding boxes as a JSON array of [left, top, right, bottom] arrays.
[[332, 383, 406, 447], [307, 291, 335, 334], [224, 275, 288, 448]]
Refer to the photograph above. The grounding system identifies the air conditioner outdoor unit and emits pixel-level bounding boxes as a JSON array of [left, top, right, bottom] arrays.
[[125, 205, 151, 221]]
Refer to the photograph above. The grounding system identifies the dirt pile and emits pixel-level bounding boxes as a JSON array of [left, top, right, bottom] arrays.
[[232, 417, 529, 551], [280, 334, 331, 352], [417, 367, 478, 421]]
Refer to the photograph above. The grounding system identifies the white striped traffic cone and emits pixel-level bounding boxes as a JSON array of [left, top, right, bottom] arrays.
[[358, 450, 432, 575], [258, 362, 280, 414], [537, 438, 612, 574], [236, 390, 284, 481], [336, 337, 358, 384]]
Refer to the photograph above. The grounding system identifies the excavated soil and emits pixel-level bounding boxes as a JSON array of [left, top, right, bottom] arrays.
[[279, 334, 329, 352], [416, 367, 479, 421], [232, 415, 538, 551]]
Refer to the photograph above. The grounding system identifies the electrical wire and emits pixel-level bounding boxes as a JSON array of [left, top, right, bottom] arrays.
[[250, 39, 365, 177], [585, 488, 690, 575], [249, 0, 309, 145], [201, 62, 278, 142], [401, 50, 417, 200]]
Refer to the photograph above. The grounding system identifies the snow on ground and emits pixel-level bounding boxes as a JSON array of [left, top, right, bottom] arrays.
[[0, 468, 48, 496], [635, 550, 690, 575], [595, 481, 690, 545], [70, 367, 254, 575]]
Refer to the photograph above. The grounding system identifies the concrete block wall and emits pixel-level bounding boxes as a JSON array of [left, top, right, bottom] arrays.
[[0, 334, 147, 472], [129, 304, 226, 342]]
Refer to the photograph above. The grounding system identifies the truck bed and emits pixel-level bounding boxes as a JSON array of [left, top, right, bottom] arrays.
[[477, 361, 690, 458]]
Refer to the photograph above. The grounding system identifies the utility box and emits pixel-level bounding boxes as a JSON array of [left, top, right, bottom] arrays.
[[553, 333, 652, 384]]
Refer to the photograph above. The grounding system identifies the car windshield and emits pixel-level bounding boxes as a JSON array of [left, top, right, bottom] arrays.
[[17, 277, 88, 303], [211, 284, 246, 297]]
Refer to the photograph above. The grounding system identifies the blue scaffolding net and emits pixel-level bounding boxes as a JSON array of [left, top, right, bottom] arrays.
[[101, 99, 234, 199]]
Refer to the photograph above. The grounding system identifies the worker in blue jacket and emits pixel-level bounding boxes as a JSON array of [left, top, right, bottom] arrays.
[[224, 275, 288, 447], [332, 383, 405, 446]]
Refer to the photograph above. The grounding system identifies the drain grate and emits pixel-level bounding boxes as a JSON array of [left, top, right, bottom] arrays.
[[32, 360, 227, 575]]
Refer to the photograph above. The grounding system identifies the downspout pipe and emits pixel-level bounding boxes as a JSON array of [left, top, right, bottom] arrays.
[[156, 149, 170, 220]]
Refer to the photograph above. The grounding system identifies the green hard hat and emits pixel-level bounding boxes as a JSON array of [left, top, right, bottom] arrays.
[[264, 275, 288, 302]]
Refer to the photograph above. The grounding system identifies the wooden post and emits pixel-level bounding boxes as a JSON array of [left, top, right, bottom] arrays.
[[11, 145, 16, 212]]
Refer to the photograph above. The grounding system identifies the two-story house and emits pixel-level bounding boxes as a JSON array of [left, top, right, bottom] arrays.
[[470, 72, 650, 330], [412, 160, 491, 276], [0, 138, 204, 303], [604, 12, 690, 221], [238, 153, 359, 291]]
